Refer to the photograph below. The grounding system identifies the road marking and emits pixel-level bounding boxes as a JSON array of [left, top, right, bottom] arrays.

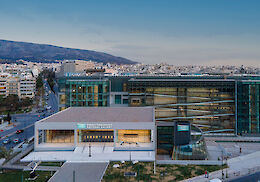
[[0, 123, 35, 141]]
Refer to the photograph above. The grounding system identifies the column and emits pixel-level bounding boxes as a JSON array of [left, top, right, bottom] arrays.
[[248, 85, 251, 133], [34, 128, 39, 151], [113, 130, 117, 147], [74, 129, 77, 147], [41, 131, 45, 144], [256, 85, 260, 133]]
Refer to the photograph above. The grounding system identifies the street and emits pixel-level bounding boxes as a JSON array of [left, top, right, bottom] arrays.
[[228, 171, 260, 182], [0, 79, 58, 150]]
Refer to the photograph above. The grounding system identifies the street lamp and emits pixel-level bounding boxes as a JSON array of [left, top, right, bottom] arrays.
[[89, 143, 91, 157], [222, 150, 224, 180]]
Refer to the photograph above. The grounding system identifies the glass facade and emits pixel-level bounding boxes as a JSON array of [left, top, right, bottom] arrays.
[[128, 79, 236, 133], [78, 130, 114, 142], [237, 81, 260, 134], [56, 75, 260, 159], [64, 79, 109, 108], [157, 126, 174, 155], [116, 129, 151, 143], [115, 95, 122, 104], [41, 130, 74, 143]]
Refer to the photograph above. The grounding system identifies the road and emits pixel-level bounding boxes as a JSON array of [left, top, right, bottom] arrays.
[[0, 79, 58, 149], [228, 171, 260, 182]]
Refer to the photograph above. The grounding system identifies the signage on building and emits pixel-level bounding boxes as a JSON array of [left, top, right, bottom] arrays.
[[77, 123, 112, 129], [77, 123, 87, 129], [177, 125, 189, 131]]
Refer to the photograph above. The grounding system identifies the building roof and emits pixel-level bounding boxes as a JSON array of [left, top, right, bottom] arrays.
[[40, 107, 154, 123]]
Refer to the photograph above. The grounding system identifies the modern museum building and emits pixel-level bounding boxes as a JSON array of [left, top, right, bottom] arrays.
[[35, 107, 156, 152]]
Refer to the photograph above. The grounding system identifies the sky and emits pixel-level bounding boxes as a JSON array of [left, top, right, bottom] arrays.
[[0, 0, 260, 66]]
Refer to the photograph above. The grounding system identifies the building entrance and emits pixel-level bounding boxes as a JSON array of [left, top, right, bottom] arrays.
[[79, 130, 114, 142]]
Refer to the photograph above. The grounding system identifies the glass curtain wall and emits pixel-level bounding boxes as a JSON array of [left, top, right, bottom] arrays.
[[41, 130, 74, 143], [128, 80, 236, 133], [237, 81, 260, 134], [116, 130, 151, 143], [65, 80, 109, 107]]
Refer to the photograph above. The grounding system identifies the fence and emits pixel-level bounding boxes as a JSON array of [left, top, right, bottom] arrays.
[[156, 160, 224, 166]]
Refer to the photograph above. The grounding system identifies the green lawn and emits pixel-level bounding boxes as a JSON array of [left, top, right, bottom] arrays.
[[102, 162, 226, 182], [0, 170, 54, 182], [40, 162, 64, 167]]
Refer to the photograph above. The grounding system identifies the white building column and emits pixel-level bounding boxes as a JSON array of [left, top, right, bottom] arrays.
[[34, 128, 39, 151], [113, 129, 117, 147], [74, 129, 77, 147], [41, 131, 45, 143]]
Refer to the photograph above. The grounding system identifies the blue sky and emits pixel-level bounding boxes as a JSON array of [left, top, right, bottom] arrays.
[[0, 0, 260, 66]]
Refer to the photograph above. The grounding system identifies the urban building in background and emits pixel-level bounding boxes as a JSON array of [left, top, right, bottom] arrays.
[[54, 61, 260, 160]]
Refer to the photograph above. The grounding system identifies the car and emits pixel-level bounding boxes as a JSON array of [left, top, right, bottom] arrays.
[[46, 106, 52, 110], [2, 139, 10, 144], [13, 138, 20, 143], [16, 129, 24, 134], [0, 129, 4, 132]]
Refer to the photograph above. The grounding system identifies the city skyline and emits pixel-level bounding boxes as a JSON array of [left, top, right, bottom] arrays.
[[0, 0, 260, 66]]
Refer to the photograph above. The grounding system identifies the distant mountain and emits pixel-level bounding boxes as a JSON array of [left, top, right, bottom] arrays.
[[0, 39, 137, 64]]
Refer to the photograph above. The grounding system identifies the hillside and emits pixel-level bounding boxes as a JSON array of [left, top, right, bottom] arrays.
[[0, 39, 136, 64]]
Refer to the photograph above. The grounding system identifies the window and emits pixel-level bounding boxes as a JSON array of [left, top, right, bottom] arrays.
[[115, 95, 121, 104], [123, 99, 128, 104], [98, 84, 103, 93]]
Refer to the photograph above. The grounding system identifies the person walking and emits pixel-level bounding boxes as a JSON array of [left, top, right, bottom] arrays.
[[205, 170, 209, 178]]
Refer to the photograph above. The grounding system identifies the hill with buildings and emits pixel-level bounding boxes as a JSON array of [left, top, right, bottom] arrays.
[[0, 39, 136, 64]]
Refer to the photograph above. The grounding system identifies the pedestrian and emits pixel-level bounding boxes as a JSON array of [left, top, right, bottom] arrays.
[[240, 147, 242, 154], [205, 170, 209, 178]]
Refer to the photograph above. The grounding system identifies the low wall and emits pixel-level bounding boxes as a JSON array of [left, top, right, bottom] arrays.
[[156, 160, 224, 166]]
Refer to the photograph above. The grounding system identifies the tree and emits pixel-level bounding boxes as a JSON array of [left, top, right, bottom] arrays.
[[5, 94, 19, 111], [0, 146, 13, 159], [36, 75, 43, 89], [5, 112, 12, 124], [20, 97, 33, 107]]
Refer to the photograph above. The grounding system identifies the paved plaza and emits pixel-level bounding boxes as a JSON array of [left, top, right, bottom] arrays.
[[21, 145, 155, 162], [206, 137, 260, 160], [48, 162, 108, 182]]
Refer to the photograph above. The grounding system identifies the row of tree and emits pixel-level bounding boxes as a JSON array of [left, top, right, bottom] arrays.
[[0, 95, 33, 113], [40, 69, 56, 92]]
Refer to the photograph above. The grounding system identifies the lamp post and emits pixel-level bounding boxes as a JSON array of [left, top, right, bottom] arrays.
[[89, 143, 91, 157], [222, 150, 224, 180], [225, 157, 228, 178]]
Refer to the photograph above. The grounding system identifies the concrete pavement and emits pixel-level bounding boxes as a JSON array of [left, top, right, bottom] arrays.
[[181, 150, 260, 182], [48, 162, 108, 182]]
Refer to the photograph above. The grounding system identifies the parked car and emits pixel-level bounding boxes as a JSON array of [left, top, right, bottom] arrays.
[[16, 129, 24, 134], [46, 106, 52, 110], [2, 138, 10, 144], [13, 138, 20, 143]]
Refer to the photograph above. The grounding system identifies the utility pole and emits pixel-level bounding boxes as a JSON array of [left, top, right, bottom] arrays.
[[222, 150, 224, 180], [73, 170, 75, 182]]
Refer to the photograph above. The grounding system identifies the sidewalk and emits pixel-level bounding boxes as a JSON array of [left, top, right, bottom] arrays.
[[181, 151, 260, 182], [0, 122, 18, 131]]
